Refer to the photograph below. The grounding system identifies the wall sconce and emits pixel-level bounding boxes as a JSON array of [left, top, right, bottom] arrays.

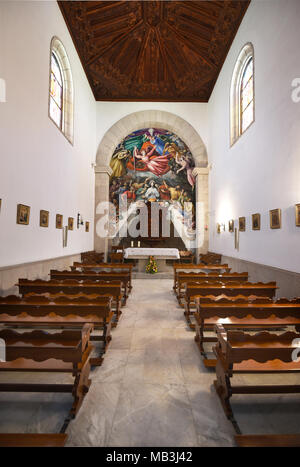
[[77, 213, 84, 229]]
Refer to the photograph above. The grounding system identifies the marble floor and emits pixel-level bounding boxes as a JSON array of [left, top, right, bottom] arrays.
[[1, 279, 300, 446]]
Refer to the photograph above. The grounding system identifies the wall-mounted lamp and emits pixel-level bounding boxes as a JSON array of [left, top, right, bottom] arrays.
[[77, 213, 84, 229]]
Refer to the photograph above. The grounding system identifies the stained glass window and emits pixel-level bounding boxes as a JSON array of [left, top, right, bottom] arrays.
[[49, 52, 63, 129], [240, 57, 254, 134]]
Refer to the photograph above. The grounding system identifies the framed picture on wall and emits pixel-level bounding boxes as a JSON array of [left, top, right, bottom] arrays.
[[239, 217, 246, 231], [216, 223, 221, 234], [228, 219, 234, 232], [85, 221, 90, 232], [17, 204, 30, 225], [40, 210, 49, 228], [68, 217, 74, 231], [252, 213, 260, 230], [270, 208, 281, 229], [56, 214, 63, 229], [295, 204, 300, 227], [0, 199, 2, 213]]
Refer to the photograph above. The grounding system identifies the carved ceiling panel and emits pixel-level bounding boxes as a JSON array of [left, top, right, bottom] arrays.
[[58, 1, 250, 101]]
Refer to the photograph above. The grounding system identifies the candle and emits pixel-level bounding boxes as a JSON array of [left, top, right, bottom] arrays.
[[131, 241, 134, 247], [138, 241, 140, 247]]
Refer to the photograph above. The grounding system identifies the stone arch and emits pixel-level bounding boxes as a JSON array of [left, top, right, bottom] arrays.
[[95, 110, 208, 168], [94, 110, 209, 257]]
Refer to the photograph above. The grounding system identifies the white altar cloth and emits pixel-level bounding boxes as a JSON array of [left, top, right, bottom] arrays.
[[124, 248, 180, 260]]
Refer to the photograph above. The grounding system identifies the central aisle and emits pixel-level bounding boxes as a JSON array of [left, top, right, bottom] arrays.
[[66, 279, 235, 447]]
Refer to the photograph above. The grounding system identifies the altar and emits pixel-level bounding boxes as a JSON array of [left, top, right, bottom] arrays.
[[124, 248, 180, 272]]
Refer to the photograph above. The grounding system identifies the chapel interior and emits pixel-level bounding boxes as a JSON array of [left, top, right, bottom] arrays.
[[1, 0, 300, 448]]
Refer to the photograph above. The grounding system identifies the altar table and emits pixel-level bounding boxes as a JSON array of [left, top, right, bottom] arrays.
[[124, 248, 180, 272]]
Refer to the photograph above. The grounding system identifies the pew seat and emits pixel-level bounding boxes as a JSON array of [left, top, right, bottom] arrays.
[[183, 282, 277, 328], [194, 296, 300, 367], [235, 434, 300, 447], [213, 325, 300, 428], [0, 294, 114, 365], [0, 325, 93, 418], [0, 433, 68, 447]]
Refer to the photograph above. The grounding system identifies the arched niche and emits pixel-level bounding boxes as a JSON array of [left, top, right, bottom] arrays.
[[94, 110, 209, 258]]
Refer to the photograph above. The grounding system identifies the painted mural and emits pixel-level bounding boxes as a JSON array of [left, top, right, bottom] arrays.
[[109, 128, 196, 231]]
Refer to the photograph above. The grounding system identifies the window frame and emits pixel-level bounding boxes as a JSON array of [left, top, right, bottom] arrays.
[[230, 42, 255, 147], [48, 37, 74, 145], [239, 56, 254, 135], [49, 50, 64, 131]]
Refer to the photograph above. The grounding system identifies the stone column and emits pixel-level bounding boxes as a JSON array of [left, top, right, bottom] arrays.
[[192, 167, 210, 262], [94, 165, 113, 262]]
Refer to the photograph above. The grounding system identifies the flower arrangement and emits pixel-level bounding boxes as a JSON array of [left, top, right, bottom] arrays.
[[145, 256, 158, 274]]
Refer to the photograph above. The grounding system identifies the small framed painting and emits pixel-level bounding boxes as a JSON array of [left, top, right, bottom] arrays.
[[40, 210, 49, 228], [216, 223, 221, 234], [252, 213, 260, 230], [17, 204, 30, 225], [0, 199, 2, 213], [56, 214, 63, 229], [295, 204, 300, 227], [85, 221, 90, 232], [270, 208, 281, 229], [239, 217, 246, 231], [68, 217, 74, 231], [228, 219, 234, 233]]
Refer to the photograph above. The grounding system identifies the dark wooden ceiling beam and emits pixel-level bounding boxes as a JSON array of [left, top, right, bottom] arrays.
[[85, 1, 125, 16], [133, 27, 151, 82], [89, 12, 135, 30], [86, 19, 143, 65], [165, 22, 217, 69], [58, 0, 250, 101], [155, 28, 177, 88]]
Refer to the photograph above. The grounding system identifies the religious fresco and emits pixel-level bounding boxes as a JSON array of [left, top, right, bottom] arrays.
[[109, 128, 196, 232]]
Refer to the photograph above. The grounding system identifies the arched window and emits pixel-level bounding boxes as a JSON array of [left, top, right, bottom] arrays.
[[230, 43, 254, 146], [50, 52, 63, 129], [49, 37, 74, 144]]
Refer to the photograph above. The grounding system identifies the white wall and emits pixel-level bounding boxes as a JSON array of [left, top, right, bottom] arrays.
[[0, 1, 96, 268], [208, 0, 300, 274], [95, 102, 209, 156]]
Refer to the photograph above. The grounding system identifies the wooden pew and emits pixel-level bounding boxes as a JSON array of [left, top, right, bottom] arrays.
[[71, 262, 133, 290], [0, 324, 93, 418], [194, 296, 300, 367], [0, 294, 114, 366], [235, 433, 300, 447], [178, 250, 195, 264], [213, 325, 300, 438], [173, 263, 232, 293], [50, 269, 130, 304], [110, 252, 124, 263], [0, 433, 68, 447], [199, 252, 222, 265], [176, 271, 248, 303], [81, 251, 104, 264], [17, 279, 123, 325], [183, 281, 278, 327]]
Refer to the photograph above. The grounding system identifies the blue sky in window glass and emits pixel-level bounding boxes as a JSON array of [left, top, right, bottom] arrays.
[[241, 58, 253, 132], [50, 53, 63, 128]]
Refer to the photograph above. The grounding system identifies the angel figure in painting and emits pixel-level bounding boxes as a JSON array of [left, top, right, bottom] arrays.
[[175, 152, 195, 188], [110, 148, 130, 178], [133, 145, 171, 177]]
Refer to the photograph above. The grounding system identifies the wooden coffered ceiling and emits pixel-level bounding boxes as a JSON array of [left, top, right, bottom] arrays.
[[58, 1, 250, 102]]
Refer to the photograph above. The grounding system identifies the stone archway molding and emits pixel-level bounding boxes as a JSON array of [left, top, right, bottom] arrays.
[[94, 109, 208, 169], [94, 110, 209, 258]]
